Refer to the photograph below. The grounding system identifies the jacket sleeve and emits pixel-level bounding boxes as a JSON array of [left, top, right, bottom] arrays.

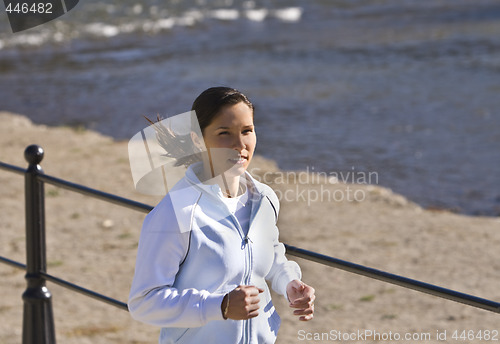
[[128, 195, 225, 327], [264, 191, 302, 301]]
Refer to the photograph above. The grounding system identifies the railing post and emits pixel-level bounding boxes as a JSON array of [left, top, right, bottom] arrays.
[[22, 145, 56, 344]]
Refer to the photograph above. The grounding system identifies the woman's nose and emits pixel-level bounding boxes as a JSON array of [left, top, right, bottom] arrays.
[[233, 135, 246, 150]]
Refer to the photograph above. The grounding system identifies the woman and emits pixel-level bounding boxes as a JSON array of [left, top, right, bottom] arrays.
[[128, 87, 315, 344]]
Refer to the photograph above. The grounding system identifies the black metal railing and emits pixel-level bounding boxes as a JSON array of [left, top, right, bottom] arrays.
[[0, 144, 499, 344]]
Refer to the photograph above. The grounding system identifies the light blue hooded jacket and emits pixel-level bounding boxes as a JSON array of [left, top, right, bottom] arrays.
[[128, 163, 302, 344]]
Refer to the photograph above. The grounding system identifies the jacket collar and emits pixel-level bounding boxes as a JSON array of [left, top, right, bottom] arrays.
[[185, 162, 269, 201]]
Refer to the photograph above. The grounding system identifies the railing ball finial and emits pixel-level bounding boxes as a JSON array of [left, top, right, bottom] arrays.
[[24, 145, 44, 166]]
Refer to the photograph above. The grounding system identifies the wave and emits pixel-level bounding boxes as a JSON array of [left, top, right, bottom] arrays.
[[0, 6, 303, 50]]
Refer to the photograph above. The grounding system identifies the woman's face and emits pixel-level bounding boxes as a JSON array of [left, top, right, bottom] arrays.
[[197, 101, 256, 178]]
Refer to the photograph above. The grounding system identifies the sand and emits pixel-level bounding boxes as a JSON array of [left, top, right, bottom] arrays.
[[1, 111, 499, 344]]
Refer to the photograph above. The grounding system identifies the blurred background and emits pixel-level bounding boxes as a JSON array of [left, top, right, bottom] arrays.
[[1, 0, 499, 216]]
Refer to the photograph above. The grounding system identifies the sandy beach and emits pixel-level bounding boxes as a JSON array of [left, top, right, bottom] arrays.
[[1, 111, 499, 343]]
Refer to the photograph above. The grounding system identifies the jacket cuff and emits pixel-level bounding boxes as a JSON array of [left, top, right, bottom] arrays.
[[202, 292, 227, 323], [277, 263, 302, 302]]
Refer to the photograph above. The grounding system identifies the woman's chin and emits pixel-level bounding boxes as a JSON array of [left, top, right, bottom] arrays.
[[223, 161, 247, 177]]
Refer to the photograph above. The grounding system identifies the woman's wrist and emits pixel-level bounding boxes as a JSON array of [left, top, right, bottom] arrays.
[[221, 293, 230, 320]]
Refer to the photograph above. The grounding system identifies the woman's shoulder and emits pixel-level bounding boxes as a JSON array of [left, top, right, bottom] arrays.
[[247, 173, 280, 214], [143, 176, 202, 234]]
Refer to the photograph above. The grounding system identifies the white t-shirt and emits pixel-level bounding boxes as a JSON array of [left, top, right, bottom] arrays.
[[221, 187, 251, 236]]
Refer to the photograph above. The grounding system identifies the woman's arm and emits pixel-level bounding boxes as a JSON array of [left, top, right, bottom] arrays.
[[263, 192, 302, 298], [128, 201, 225, 327], [128, 229, 226, 327], [263, 190, 315, 320], [265, 237, 302, 297]]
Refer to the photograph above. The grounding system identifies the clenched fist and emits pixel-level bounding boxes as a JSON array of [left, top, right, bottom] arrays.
[[221, 285, 264, 320]]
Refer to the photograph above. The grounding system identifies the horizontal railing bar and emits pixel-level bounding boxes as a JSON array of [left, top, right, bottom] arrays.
[[0, 161, 26, 175], [39, 271, 129, 312], [37, 174, 153, 213], [0, 255, 26, 270], [285, 244, 500, 314], [0, 256, 128, 311], [0, 160, 152, 213], [2, 160, 500, 315]]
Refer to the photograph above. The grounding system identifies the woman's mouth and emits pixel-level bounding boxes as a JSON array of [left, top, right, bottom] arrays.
[[229, 156, 247, 165]]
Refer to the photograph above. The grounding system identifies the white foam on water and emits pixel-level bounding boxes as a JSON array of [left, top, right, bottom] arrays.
[[245, 8, 268, 22], [10, 31, 51, 47], [131, 4, 143, 15], [173, 14, 198, 27], [142, 18, 174, 33], [184, 9, 204, 23], [85, 23, 120, 37], [272, 7, 303, 22], [53, 31, 65, 42], [120, 21, 141, 34], [0, 5, 303, 48], [209, 9, 240, 21]]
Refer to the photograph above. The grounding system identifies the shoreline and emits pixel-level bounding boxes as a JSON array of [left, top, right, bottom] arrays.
[[1, 111, 500, 343], [3, 110, 497, 218], [3, 0, 500, 217]]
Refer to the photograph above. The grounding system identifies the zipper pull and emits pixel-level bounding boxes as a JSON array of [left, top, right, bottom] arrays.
[[241, 235, 253, 249]]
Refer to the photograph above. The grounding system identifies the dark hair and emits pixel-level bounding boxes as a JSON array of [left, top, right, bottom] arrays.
[[147, 87, 254, 167], [192, 87, 254, 133]]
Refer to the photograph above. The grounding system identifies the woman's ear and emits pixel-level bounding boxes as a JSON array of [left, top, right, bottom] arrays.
[[191, 131, 205, 152]]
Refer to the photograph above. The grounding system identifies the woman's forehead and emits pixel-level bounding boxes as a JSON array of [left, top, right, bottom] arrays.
[[210, 103, 254, 127]]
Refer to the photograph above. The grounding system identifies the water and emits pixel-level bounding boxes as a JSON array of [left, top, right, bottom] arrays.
[[1, 0, 499, 216]]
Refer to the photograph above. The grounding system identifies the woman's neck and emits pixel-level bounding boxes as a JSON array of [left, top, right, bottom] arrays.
[[221, 175, 242, 198], [200, 164, 242, 198]]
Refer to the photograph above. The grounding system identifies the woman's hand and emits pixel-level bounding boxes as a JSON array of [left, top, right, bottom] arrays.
[[222, 285, 264, 320], [286, 280, 315, 321]]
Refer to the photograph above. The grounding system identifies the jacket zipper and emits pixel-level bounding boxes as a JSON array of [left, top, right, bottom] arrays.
[[188, 176, 268, 344], [228, 192, 264, 344], [244, 193, 263, 344], [228, 210, 251, 344]]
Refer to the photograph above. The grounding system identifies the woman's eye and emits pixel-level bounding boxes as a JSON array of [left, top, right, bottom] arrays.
[[218, 131, 229, 136], [243, 129, 254, 134]]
